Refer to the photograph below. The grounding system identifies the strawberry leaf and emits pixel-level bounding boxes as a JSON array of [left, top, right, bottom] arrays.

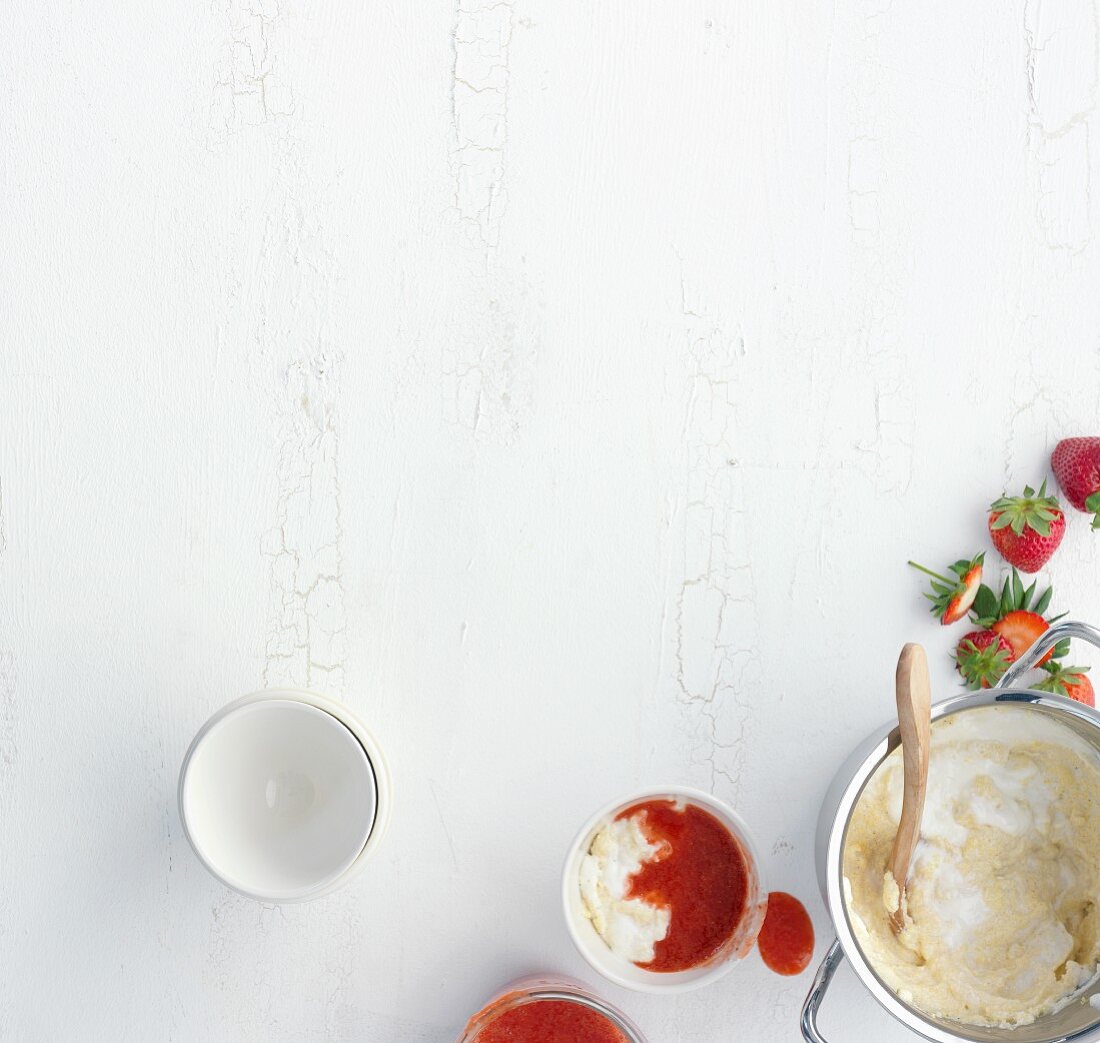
[[1034, 586, 1053, 615], [1021, 579, 1036, 610], [971, 584, 998, 622], [970, 568, 1059, 629], [989, 484, 1064, 538]]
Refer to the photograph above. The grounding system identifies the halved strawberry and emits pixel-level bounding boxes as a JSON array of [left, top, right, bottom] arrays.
[[955, 630, 1013, 689], [988, 481, 1065, 573], [908, 553, 984, 625], [1036, 662, 1095, 707], [991, 611, 1053, 664], [968, 567, 1068, 665]]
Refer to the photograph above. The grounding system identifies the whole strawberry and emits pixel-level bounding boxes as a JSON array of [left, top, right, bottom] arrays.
[[908, 554, 984, 625], [988, 481, 1065, 573], [1051, 437, 1100, 528], [954, 630, 1013, 689], [1036, 662, 1095, 707]]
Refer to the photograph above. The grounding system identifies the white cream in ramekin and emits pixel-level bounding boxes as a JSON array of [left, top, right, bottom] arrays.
[[578, 811, 671, 962]]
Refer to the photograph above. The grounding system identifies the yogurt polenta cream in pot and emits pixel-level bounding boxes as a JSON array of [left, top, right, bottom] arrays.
[[803, 620, 1100, 1043]]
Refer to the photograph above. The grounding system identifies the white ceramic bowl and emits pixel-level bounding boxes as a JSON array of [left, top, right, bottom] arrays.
[[562, 785, 768, 994], [179, 690, 390, 902]]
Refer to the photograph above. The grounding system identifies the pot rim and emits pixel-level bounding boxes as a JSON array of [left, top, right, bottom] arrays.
[[822, 686, 1100, 1043]]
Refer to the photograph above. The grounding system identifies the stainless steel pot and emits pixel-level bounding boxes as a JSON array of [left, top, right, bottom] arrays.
[[801, 620, 1100, 1043]]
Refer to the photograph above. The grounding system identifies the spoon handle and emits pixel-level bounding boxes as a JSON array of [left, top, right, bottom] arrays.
[[888, 643, 931, 933]]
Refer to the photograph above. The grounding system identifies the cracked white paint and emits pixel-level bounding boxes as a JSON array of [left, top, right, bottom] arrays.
[[1025, 0, 1097, 251], [667, 271, 759, 799], [209, 0, 295, 145], [444, 0, 536, 444], [261, 352, 347, 692], [844, 2, 914, 497], [203, 2, 355, 1038], [450, 0, 515, 249], [440, 283, 537, 442], [7, 2, 1100, 1041]]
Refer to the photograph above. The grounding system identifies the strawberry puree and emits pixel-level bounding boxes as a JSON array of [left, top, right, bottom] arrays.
[[620, 799, 749, 972], [757, 891, 814, 975], [474, 999, 628, 1043]]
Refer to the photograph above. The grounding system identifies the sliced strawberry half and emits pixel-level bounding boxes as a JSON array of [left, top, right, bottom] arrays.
[[991, 611, 1053, 664], [908, 553, 984, 625]]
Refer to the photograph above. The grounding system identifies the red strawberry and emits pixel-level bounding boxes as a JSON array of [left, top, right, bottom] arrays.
[[988, 482, 1065, 573], [1051, 437, 1100, 529], [908, 554, 984, 625], [992, 610, 1054, 665], [955, 630, 1013, 689], [968, 567, 1068, 666], [1036, 662, 1095, 707]]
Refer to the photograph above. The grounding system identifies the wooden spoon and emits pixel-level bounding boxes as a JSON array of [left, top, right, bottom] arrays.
[[887, 642, 931, 935]]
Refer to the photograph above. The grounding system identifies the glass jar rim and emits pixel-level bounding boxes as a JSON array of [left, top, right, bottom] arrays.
[[459, 981, 647, 1042]]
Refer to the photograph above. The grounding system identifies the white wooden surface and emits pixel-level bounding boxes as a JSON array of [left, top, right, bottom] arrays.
[[4, 1, 1100, 1040]]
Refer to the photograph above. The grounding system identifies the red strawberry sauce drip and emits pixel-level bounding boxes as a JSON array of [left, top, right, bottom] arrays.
[[620, 799, 749, 972], [757, 891, 815, 975], [475, 999, 627, 1043]]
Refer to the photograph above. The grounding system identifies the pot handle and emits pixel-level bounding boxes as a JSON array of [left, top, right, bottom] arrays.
[[800, 939, 844, 1042], [995, 619, 1100, 690]]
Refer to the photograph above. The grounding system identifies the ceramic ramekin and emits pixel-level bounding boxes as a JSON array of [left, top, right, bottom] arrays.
[[562, 785, 767, 994], [178, 687, 391, 903]]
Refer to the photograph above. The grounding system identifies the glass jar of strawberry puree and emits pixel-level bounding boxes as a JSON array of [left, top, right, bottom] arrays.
[[458, 975, 647, 1043]]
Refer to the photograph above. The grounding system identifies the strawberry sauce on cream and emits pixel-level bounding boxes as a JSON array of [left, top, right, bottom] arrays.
[[615, 799, 749, 972], [474, 999, 628, 1043]]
